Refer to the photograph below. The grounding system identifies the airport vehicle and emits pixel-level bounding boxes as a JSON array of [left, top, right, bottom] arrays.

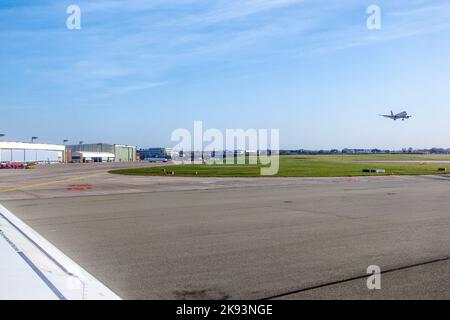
[[0, 162, 25, 169], [380, 110, 412, 121], [0, 162, 37, 169], [25, 162, 38, 169], [145, 158, 168, 163]]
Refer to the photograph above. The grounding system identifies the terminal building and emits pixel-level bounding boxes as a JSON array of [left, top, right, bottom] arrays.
[[138, 148, 172, 161], [0, 141, 66, 163], [67, 143, 136, 163]]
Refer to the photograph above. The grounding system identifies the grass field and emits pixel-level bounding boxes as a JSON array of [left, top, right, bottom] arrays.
[[110, 154, 450, 177]]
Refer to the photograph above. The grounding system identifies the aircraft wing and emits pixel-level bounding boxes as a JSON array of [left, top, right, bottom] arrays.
[[0, 204, 121, 300]]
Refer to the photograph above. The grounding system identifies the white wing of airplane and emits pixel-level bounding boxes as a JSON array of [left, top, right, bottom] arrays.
[[379, 111, 395, 119], [0, 204, 121, 300]]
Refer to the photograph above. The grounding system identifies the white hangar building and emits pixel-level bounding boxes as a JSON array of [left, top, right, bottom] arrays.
[[0, 141, 66, 163]]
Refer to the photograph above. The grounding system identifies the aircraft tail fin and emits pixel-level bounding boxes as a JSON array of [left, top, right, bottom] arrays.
[[390, 110, 394, 116]]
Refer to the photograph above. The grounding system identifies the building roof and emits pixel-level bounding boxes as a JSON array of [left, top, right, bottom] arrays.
[[0, 141, 65, 151]]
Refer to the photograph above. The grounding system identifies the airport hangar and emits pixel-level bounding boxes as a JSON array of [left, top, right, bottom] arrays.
[[0, 141, 137, 163], [0, 141, 66, 163], [66, 143, 137, 163]]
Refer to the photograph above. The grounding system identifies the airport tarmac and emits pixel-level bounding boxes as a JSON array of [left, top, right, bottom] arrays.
[[1, 163, 450, 299]]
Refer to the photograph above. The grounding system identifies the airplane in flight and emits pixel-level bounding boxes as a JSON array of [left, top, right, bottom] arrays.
[[380, 111, 412, 121]]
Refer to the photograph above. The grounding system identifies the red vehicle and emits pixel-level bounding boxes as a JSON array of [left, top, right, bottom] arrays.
[[0, 162, 26, 169]]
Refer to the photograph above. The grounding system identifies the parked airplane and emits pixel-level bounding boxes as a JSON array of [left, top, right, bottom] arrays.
[[380, 111, 412, 121]]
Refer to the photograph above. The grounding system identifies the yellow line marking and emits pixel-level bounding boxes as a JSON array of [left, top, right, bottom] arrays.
[[0, 172, 108, 193]]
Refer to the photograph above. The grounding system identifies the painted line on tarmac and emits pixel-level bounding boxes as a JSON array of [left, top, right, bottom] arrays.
[[261, 256, 450, 300], [0, 172, 107, 193]]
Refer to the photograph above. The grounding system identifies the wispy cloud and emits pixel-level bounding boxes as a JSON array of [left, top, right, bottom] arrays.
[[2, 0, 450, 100], [290, 0, 450, 55], [177, 0, 304, 25], [101, 81, 170, 97]]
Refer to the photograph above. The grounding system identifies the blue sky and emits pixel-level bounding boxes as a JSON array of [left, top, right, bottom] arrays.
[[1, 0, 450, 149]]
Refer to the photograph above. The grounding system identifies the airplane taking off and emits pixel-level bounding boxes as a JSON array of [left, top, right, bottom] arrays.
[[380, 111, 412, 121]]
